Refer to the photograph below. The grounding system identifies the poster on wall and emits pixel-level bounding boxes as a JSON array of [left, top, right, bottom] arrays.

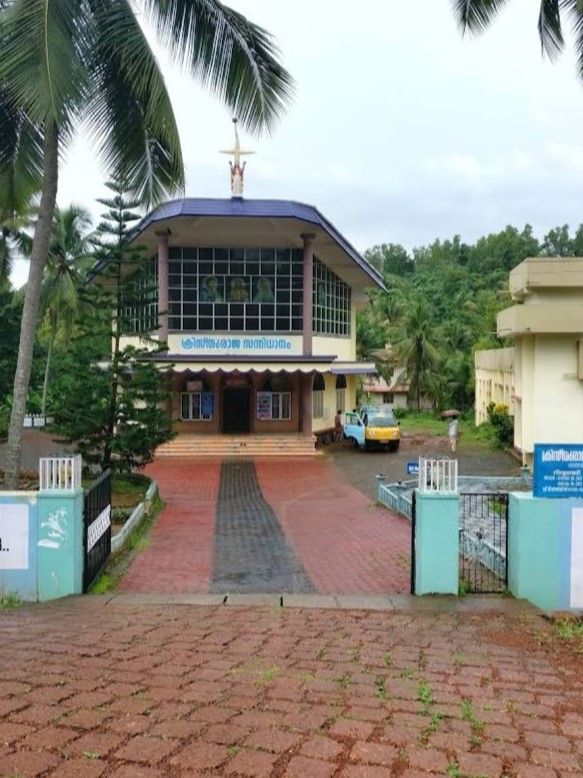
[[256, 392, 272, 420], [201, 391, 214, 420], [0, 504, 29, 570]]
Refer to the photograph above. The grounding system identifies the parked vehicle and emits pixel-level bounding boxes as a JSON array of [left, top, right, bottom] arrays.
[[343, 410, 400, 452]]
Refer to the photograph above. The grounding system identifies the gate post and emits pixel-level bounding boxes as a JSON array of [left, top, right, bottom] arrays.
[[414, 490, 460, 595], [37, 456, 84, 601]]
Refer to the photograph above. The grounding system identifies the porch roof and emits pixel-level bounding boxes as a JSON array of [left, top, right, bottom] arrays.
[[139, 354, 377, 375]]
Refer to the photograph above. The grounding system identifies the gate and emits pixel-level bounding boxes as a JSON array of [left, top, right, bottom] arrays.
[[459, 492, 508, 593], [83, 470, 112, 591]]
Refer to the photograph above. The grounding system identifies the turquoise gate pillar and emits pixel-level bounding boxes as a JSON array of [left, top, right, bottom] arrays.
[[37, 456, 84, 601], [413, 457, 460, 596]]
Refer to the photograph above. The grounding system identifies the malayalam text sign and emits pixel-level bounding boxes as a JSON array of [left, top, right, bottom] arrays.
[[533, 444, 583, 498]]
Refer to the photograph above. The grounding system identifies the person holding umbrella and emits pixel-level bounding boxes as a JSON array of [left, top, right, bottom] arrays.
[[448, 417, 459, 453]]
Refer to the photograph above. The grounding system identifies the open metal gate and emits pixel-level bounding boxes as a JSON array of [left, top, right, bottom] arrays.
[[83, 470, 112, 591], [459, 492, 508, 593]]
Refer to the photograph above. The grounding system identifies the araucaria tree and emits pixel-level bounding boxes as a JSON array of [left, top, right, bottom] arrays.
[[0, 0, 294, 489], [57, 183, 174, 473]]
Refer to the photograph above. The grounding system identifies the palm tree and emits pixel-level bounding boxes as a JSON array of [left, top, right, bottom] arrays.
[[0, 1, 294, 489], [26, 205, 94, 417], [453, 1, 581, 76], [391, 299, 441, 411]]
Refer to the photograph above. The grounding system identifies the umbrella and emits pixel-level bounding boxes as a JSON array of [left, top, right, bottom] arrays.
[[441, 409, 461, 418]]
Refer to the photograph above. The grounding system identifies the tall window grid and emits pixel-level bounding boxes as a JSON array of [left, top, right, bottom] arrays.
[[168, 247, 304, 332], [121, 257, 159, 334], [313, 373, 325, 418], [313, 258, 351, 336], [335, 375, 347, 412]]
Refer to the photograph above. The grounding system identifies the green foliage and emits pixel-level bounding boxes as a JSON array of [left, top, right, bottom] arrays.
[[360, 222, 583, 413], [0, 591, 22, 608], [487, 402, 514, 446], [54, 182, 174, 474]]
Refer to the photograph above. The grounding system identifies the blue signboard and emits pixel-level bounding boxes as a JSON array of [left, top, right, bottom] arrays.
[[406, 461, 419, 476], [533, 444, 583, 498]]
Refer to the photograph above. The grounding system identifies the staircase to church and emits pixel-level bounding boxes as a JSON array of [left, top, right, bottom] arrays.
[[155, 434, 320, 458]]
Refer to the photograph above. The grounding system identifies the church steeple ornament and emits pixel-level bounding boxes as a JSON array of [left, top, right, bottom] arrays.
[[220, 118, 255, 198]]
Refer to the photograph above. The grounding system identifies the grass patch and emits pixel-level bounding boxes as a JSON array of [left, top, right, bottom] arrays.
[[396, 412, 497, 447], [0, 592, 22, 609], [88, 494, 163, 595]]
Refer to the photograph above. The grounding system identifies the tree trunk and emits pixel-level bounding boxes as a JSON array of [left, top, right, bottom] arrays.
[[41, 329, 56, 418], [4, 126, 59, 489]]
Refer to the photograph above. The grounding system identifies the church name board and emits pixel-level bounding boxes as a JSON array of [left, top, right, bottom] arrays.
[[533, 444, 583, 498], [174, 333, 303, 357]]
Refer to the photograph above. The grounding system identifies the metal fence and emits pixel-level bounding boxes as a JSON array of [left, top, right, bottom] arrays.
[[83, 470, 112, 592], [459, 492, 508, 593], [418, 456, 458, 493], [39, 455, 82, 491]]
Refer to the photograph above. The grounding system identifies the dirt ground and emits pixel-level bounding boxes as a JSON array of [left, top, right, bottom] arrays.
[[326, 434, 522, 502]]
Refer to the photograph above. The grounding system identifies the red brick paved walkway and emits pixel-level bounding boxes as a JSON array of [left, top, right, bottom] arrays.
[[121, 458, 410, 595], [0, 598, 582, 777], [119, 461, 221, 594], [255, 459, 411, 593]]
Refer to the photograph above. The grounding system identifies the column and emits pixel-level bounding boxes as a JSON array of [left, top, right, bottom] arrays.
[[414, 491, 459, 595], [301, 233, 316, 356], [156, 229, 170, 346], [300, 372, 313, 435]]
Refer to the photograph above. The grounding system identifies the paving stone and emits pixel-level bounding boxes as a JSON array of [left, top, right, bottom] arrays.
[[225, 748, 279, 776], [245, 728, 301, 753], [329, 719, 376, 739], [0, 749, 60, 776], [48, 757, 107, 777], [300, 735, 345, 760], [170, 741, 227, 770], [349, 741, 397, 766], [284, 756, 336, 778], [113, 735, 180, 764]]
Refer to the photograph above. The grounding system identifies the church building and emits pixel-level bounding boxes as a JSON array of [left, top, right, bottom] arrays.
[[122, 124, 385, 455]]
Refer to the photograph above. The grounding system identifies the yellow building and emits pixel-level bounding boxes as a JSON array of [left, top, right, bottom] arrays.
[[496, 257, 583, 467], [474, 347, 515, 426]]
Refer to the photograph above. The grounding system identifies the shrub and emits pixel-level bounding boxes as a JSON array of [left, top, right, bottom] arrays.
[[487, 402, 514, 446]]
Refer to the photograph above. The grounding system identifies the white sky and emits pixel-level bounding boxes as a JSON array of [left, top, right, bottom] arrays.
[[12, 0, 583, 286]]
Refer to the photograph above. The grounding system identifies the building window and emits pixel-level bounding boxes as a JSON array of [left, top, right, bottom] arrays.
[[181, 378, 214, 421], [257, 374, 292, 421], [313, 257, 351, 336], [120, 256, 159, 334], [335, 375, 347, 412], [167, 247, 304, 333], [313, 373, 325, 418], [382, 392, 394, 403]]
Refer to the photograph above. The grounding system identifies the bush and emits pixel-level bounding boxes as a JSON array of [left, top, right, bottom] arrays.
[[392, 407, 409, 419], [487, 402, 514, 446]]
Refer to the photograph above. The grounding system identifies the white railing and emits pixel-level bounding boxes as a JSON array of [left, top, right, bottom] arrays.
[[39, 455, 82, 491], [418, 456, 458, 493]]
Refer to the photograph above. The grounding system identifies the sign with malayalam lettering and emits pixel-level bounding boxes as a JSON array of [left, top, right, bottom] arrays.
[[406, 461, 419, 476], [533, 444, 583, 498], [172, 333, 303, 357], [0, 504, 29, 570]]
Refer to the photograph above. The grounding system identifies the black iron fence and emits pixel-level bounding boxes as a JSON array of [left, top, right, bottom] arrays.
[[83, 470, 112, 592], [459, 492, 508, 593]]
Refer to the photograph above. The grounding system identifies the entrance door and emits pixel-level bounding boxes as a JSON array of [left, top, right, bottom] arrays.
[[222, 388, 251, 433]]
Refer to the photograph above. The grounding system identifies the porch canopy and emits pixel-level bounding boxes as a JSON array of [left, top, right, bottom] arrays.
[[139, 354, 377, 375]]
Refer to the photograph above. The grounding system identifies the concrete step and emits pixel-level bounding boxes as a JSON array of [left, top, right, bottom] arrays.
[[155, 434, 319, 458]]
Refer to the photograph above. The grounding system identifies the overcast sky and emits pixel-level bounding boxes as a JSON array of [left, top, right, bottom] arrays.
[[12, 0, 583, 285]]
